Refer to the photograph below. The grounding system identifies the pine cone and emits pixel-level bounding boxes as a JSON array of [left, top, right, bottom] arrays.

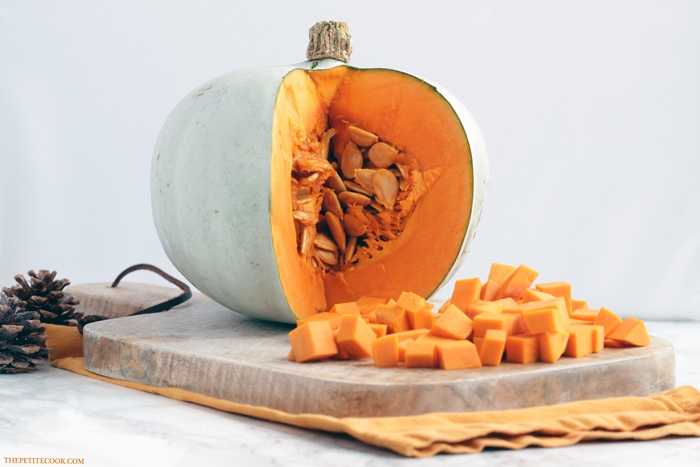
[[0, 291, 49, 373], [3, 270, 80, 326]]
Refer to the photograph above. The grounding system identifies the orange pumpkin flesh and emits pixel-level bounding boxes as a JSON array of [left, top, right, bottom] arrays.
[[271, 67, 474, 319]]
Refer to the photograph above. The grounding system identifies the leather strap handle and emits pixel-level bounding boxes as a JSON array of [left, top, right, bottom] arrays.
[[77, 264, 192, 333]]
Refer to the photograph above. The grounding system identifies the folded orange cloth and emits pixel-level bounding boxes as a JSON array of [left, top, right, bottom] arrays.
[[45, 324, 700, 457]]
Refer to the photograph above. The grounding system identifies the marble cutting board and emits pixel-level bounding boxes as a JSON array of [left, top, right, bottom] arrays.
[[72, 282, 676, 418]]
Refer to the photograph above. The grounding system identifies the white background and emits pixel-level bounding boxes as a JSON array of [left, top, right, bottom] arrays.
[[1, 1, 698, 320]]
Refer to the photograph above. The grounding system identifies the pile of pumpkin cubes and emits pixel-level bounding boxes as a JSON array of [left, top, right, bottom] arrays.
[[287, 263, 650, 370]]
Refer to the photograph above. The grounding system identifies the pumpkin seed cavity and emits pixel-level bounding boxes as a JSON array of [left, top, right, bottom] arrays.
[[291, 124, 427, 274]]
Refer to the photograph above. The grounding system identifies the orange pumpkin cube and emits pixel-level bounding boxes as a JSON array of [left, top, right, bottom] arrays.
[[537, 331, 570, 363], [435, 340, 482, 370], [495, 264, 539, 301], [607, 317, 650, 347], [478, 329, 507, 366], [374, 304, 411, 334], [328, 301, 361, 315], [288, 321, 338, 362], [593, 307, 624, 337], [336, 315, 376, 359], [429, 304, 473, 340], [404, 340, 436, 368], [372, 334, 400, 367], [564, 325, 593, 358], [450, 277, 482, 312], [505, 334, 539, 364], [534, 281, 572, 316]]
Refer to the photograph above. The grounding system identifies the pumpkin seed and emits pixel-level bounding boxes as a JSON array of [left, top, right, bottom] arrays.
[[325, 170, 347, 193], [373, 168, 399, 209], [314, 231, 338, 251], [340, 141, 363, 179], [296, 193, 315, 204], [293, 210, 314, 224], [299, 173, 319, 185], [347, 125, 378, 147], [337, 191, 372, 207], [343, 180, 373, 197], [353, 169, 377, 195], [344, 235, 358, 265], [322, 189, 344, 219], [325, 211, 347, 252], [368, 142, 399, 169], [300, 225, 315, 254], [315, 248, 339, 266]]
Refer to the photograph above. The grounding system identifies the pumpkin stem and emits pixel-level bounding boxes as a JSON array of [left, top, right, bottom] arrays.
[[306, 21, 352, 63]]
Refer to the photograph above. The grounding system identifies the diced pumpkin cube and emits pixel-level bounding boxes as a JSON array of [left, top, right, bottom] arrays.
[[328, 301, 361, 315], [472, 312, 524, 338], [374, 304, 411, 334], [336, 315, 376, 359], [404, 340, 436, 368], [429, 304, 473, 340], [516, 297, 569, 331], [534, 281, 572, 316], [479, 279, 501, 301], [450, 277, 482, 312], [537, 331, 570, 363], [564, 325, 593, 358], [478, 329, 506, 366], [435, 340, 482, 370], [521, 304, 566, 334], [593, 307, 624, 337], [590, 324, 605, 352], [571, 309, 599, 322], [495, 264, 539, 301], [395, 290, 429, 312], [406, 306, 435, 330], [521, 288, 555, 303], [288, 321, 338, 362], [464, 299, 511, 319], [368, 323, 388, 338], [571, 299, 589, 312], [505, 334, 539, 364], [372, 334, 400, 367], [486, 262, 518, 285], [607, 317, 650, 347]]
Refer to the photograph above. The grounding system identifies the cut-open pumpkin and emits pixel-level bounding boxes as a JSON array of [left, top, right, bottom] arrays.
[[151, 21, 488, 323]]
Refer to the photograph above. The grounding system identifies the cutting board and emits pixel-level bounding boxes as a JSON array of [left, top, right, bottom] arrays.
[[71, 282, 676, 418]]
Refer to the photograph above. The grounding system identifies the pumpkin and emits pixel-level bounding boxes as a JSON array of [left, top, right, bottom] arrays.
[[151, 21, 489, 323]]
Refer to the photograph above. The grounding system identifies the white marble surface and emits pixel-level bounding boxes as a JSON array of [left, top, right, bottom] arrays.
[[1, 321, 699, 466]]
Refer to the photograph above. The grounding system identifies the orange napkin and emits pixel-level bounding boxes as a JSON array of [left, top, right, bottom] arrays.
[[45, 324, 700, 458]]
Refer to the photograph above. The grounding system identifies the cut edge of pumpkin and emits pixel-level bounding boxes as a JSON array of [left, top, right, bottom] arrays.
[[271, 65, 474, 320]]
